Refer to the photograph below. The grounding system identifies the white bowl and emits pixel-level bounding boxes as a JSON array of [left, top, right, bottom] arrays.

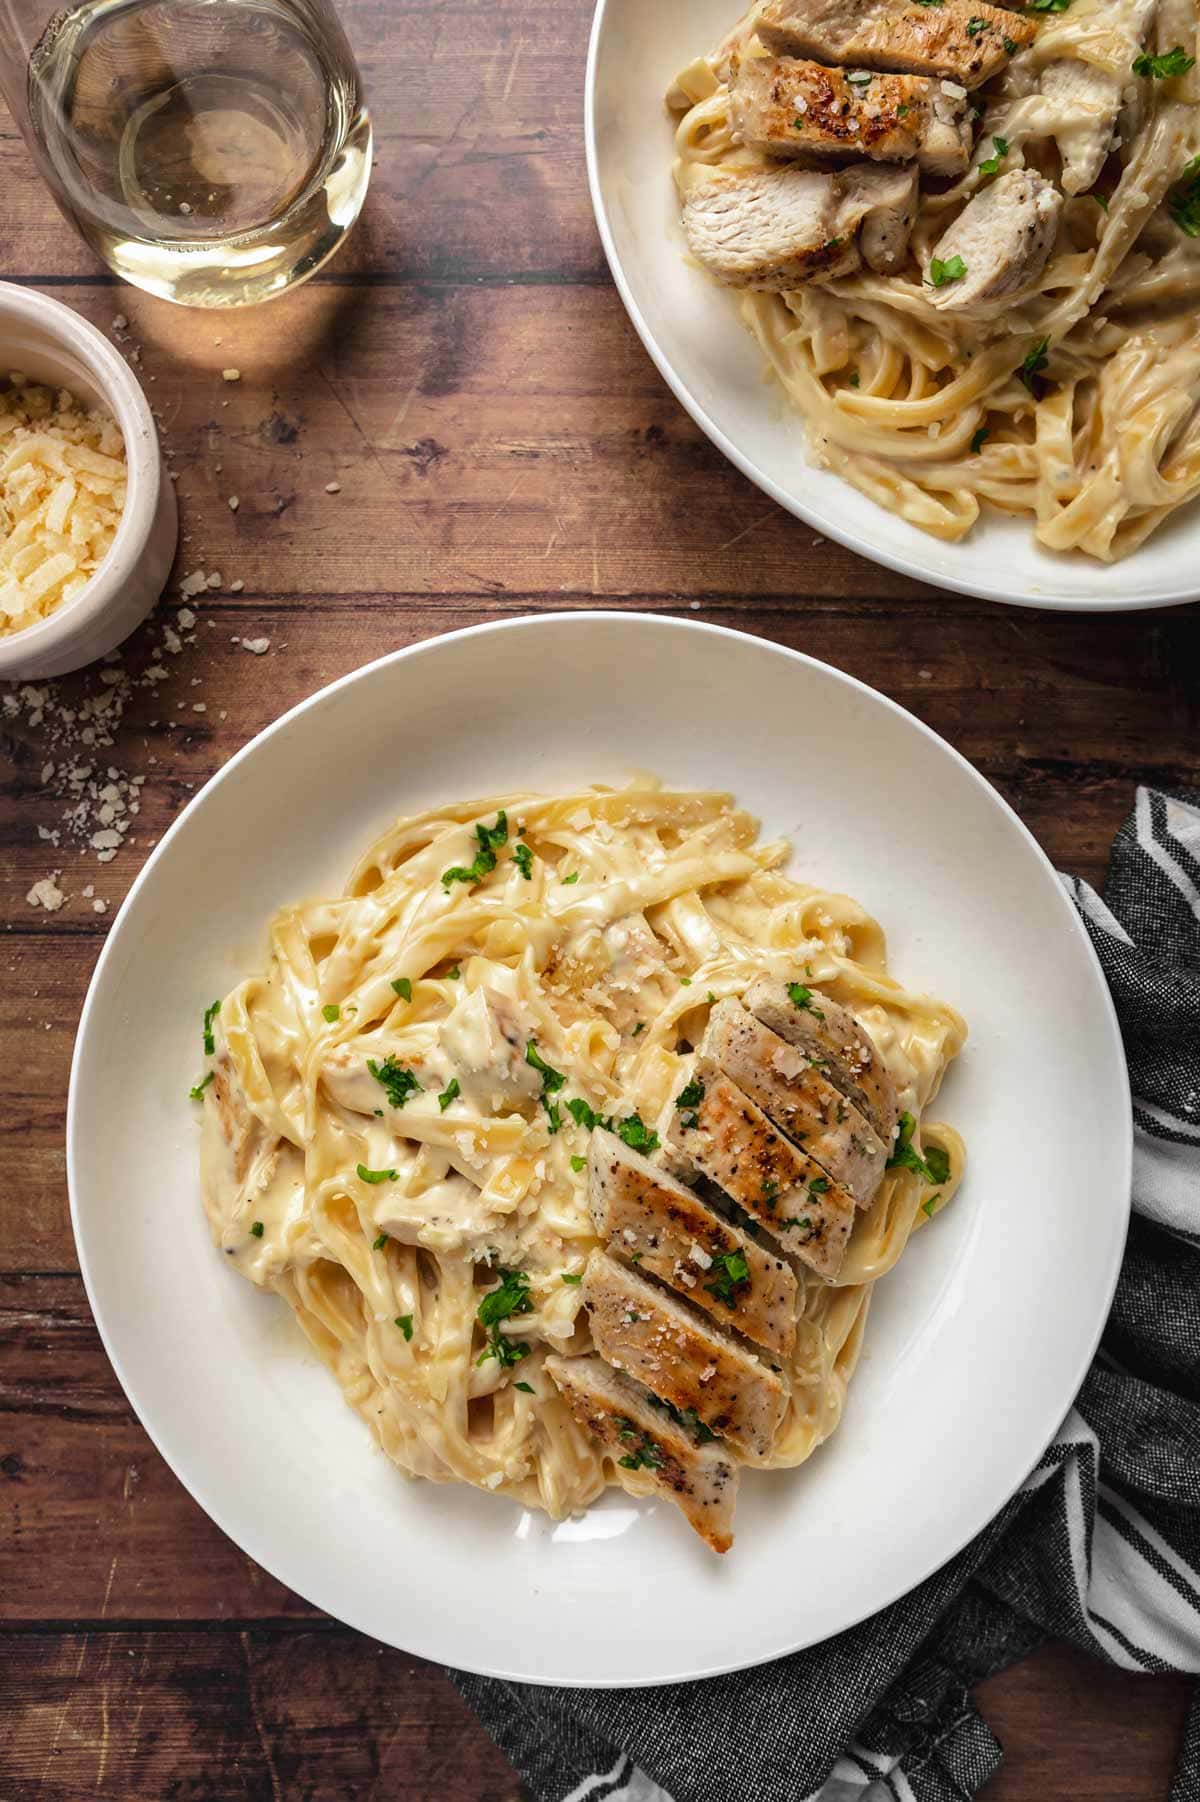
[[68, 613, 1131, 1686], [586, 0, 1198, 612], [0, 283, 177, 679]]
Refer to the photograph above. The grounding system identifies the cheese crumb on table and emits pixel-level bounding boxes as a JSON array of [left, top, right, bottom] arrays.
[[27, 873, 66, 911], [221, 369, 241, 382], [0, 380, 126, 640]]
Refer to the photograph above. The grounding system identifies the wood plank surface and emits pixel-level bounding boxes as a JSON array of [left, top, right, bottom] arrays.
[[1, 0, 1197, 1793]]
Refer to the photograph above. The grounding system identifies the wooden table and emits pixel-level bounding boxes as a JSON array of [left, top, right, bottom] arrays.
[[1, 2, 1197, 1795]]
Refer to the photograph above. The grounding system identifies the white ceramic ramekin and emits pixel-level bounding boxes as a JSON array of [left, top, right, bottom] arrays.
[[0, 283, 178, 680]]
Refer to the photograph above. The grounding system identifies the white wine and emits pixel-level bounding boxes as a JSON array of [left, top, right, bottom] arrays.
[[27, 0, 370, 306]]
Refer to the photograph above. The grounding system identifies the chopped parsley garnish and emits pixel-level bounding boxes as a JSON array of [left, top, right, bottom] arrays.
[[675, 1077, 705, 1112], [632, 1020, 646, 1035], [357, 1163, 398, 1184], [570, 1154, 587, 1173], [1003, 34, 1019, 52], [912, 0, 943, 8], [762, 1177, 779, 1204], [1169, 155, 1200, 236], [787, 982, 825, 1019], [1093, 191, 1110, 212], [1026, 0, 1071, 12], [1018, 336, 1050, 393], [922, 1193, 941, 1218], [971, 426, 990, 454], [514, 1381, 535, 1393], [513, 842, 534, 879], [564, 1095, 659, 1152], [809, 1175, 831, 1197], [561, 1272, 583, 1285], [615, 1115, 658, 1153], [846, 69, 872, 84], [526, 1040, 565, 1093], [202, 998, 220, 1056], [441, 811, 508, 891], [630, 1251, 644, 1263], [678, 975, 692, 986], [391, 977, 412, 1002], [526, 1040, 567, 1130], [373, 1232, 389, 1250], [647, 1394, 719, 1444], [979, 135, 1008, 176], [888, 1112, 952, 1185], [446, 966, 461, 979], [618, 1435, 663, 1472], [249, 1221, 264, 1238], [322, 1003, 340, 1023], [1132, 46, 1194, 77], [965, 15, 987, 33], [928, 255, 968, 288], [705, 1249, 751, 1307], [395, 1314, 413, 1340], [794, 115, 807, 130], [368, 1055, 423, 1110], [561, 871, 580, 885], [438, 1077, 460, 1112], [896, 102, 910, 117], [476, 1266, 534, 1366], [189, 1071, 214, 1100], [848, 371, 860, 387], [782, 1215, 812, 1231]]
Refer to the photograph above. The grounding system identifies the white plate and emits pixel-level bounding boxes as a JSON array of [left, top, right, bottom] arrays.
[[586, 0, 1199, 612], [69, 613, 1130, 1686]]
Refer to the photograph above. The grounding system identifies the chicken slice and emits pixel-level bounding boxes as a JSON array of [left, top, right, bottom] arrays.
[[732, 54, 973, 177], [755, 0, 1036, 89], [545, 1354, 739, 1554], [1034, 0, 1157, 194], [702, 999, 887, 1205], [683, 162, 918, 289], [438, 985, 541, 1112], [742, 975, 900, 1144], [684, 166, 860, 289], [665, 1061, 857, 1280], [925, 168, 1062, 309], [1039, 60, 1120, 196], [856, 163, 919, 272], [587, 1128, 798, 1357], [582, 1252, 788, 1459]]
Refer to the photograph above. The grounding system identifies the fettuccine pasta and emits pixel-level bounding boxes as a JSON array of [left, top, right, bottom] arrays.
[[669, 1, 1200, 560], [197, 780, 965, 1523]]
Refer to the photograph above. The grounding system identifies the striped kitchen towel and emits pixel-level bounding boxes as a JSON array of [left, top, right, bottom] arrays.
[[454, 785, 1200, 1802]]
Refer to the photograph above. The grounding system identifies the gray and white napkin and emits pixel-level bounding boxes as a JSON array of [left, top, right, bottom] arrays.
[[454, 785, 1200, 1802]]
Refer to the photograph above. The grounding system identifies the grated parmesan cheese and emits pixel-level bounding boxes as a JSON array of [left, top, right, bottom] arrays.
[[0, 381, 126, 639]]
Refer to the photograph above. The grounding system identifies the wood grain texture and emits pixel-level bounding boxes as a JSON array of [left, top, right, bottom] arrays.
[[1, 0, 1197, 1792]]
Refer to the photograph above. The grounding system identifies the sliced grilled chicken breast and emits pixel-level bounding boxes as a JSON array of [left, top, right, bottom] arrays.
[[683, 166, 861, 289], [545, 1353, 739, 1554], [1035, 0, 1156, 193], [856, 163, 919, 272], [665, 1062, 857, 1279], [926, 168, 1062, 309], [703, 999, 887, 1205], [588, 1128, 798, 1357], [683, 162, 919, 289], [742, 976, 901, 1145], [581, 1252, 788, 1458], [439, 985, 541, 1111], [732, 54, 973, 176], [1039, 60, 1119, 196], [755, 0, 1036, 88]]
